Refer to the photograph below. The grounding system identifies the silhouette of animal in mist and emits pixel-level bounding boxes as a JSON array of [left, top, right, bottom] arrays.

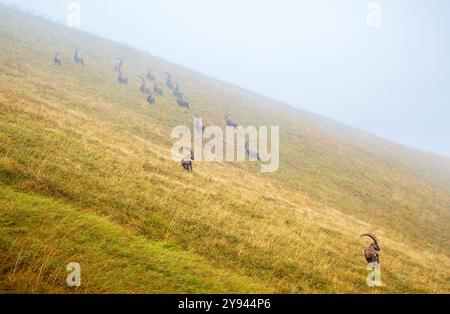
[[177, 96, 190, 109], [147, 92, 156, 105], [115, 59, 124, 72], [53, 52, 62, 66], [246, 142, 261, 161], [146, 67, 156, 82], [165, 72, 175, 90], [224, 113, 239, 128], [181, 149, 194, 172], [139, 75, 151, 93], [153, 84, 164, 96]]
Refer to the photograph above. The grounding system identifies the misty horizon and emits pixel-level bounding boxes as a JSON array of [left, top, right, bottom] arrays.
[[3, 0, 449, 158]]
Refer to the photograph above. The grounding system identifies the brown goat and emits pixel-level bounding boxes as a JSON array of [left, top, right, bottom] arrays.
[[181, 149, 194, 172], [181, 159, 193, 172], [225, 113, 239, 128], [361, 233, 381, 264]]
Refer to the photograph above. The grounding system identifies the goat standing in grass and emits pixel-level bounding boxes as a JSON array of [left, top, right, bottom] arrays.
[[173, 81, 182, 97], [181, 149, 194, 172], [146, 67, 156, 82], [139, 76, 151, 93], [246, 142, 261, 161], [147, 92, 156, 105], [177, 96, 190, 109], [225, 113, 239, 128], [165, 72, 175, 90], [153, 84, 164, 96]]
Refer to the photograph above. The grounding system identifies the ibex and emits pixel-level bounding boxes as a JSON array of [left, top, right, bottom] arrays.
[[181, 149, 194, 172], [361, 233, 381, 264], [165, 72, 175, 90], [195, 116, 206, 133], [181, 159, 193, 172], [118, 70, 128, 85], [177, 96, 190, 109], [115, 59, 124, 72], [74, 49, 85, 66], [147, 92, 156, 105], [139, 76, 151, 93], [153, 84, 164, 96], [245, 142, 261, 161], [225, 113, 239, 128], [173, 81, 182, 97], [146, 67, 156, 82], [54, 52, 62, 66]]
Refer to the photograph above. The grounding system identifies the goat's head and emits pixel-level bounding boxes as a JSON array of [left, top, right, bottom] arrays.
[[361, 233, 380, 251]]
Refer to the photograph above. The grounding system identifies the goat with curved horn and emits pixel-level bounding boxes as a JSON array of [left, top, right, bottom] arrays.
[[361, 233, 381, 264], [224, 113, 239, 128]]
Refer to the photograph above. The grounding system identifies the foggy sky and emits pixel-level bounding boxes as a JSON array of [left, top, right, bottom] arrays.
[[4, 0, 450, 157]]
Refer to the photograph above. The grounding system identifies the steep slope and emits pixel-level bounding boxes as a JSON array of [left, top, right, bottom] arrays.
[[0, 6, 449, 293]]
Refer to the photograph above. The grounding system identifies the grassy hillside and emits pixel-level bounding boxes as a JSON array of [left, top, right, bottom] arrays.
[[0, 6, 449, 293]]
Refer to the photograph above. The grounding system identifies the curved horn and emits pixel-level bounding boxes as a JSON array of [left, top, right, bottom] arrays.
[[361, 233, 379, 246]]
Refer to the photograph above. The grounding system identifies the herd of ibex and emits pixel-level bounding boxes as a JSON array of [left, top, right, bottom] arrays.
[[52, 49, 383, 270]]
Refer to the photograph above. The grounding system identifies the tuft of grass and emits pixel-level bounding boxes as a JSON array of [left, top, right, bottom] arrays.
[[0, 186, 271, 293]]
